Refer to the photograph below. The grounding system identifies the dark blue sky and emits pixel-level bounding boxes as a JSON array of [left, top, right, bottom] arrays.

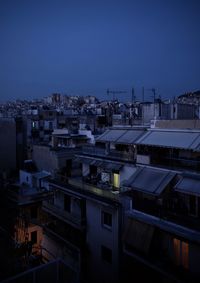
[[0, 0, 200, 102]]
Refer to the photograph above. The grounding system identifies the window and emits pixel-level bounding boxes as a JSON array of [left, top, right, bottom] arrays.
[[113, 173, 120, 188], [101, 245, 112, 264], [30, 207, 38, 219], [64, 195, 71, 213], [173, 238, 189, 269], [189, 195, 197, 216], [31, 231, 37, 244], [90, 165, 97, 176], [49, 121, 53, 130], [131, 198, 134, 210], [102, 211, 112, 228], [32, 121, 36, 129]]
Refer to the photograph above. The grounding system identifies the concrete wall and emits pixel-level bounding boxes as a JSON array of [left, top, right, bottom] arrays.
[[0, 118, 16, 174], [120, 165, 136, 186], [142, 103, 160, 124], [54, 190, 82, 218], [19, 170, 33, 186], [189, 242, 200, 274], [82, 163, 89, 176], [41, 234, 80, 272], [32, 145, 58, 177], [153, 119, 200, 129], [86, 199, 120, 283], [136, 154, 150, 165]]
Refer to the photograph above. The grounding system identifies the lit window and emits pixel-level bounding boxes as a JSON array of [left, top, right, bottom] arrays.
[[173, 238, 189, 269], [102, 211, 112, 228], [113, 173, 120, 188]]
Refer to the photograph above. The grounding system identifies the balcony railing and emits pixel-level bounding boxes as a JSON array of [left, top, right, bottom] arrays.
[[129, 197, 200, 231], [136, 152, 200, 171], [7, 188, 53, 205], [1, 259, 77, 283], [67, 177, 120, 202], [43, 201, 85, 229], [152, 155, 200, 171], [82, 145, 135, 162], [82, 145, 106, 156]]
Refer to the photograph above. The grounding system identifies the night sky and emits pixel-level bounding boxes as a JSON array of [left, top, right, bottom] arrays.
[[0, 0, 200, 102]]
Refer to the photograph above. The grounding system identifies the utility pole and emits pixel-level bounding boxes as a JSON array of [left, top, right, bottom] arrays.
[[131, 87, 135, 126], [131, 87, 135, 104], [142, 86, 145, 103]]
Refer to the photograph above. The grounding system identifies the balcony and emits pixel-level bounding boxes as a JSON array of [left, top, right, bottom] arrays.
[[123, 210, 200, 283], [1, 259, 78, 283], [7, 185, 53, 205], [44, 220, 84, 251], [68, 177, 120, 203], [82, 145, 135, 162], [49, 177, 120, 204], [137, 148, 200, 172], [43, 201, 85, 230], [82, 145, 106, 156]]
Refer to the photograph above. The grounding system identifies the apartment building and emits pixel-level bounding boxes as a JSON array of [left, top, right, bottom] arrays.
[[0, 160, 52, 277], [122, 128, 200, 283], [40, 127, 147, 283], [11, 126, 200, 283]]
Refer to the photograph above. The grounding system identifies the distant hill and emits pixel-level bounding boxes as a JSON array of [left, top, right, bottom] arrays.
[[177, 90, 200, 104]]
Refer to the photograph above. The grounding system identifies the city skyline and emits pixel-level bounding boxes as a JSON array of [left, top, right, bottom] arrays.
[[1, 0, 200, 102]]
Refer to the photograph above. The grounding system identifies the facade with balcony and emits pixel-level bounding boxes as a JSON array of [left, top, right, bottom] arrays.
[[41, 128, 152, 283], [136, 129, 200, 171], [1, 161, 53, 277], [11, 126, 200, 283], [121, 128, 200, 283]]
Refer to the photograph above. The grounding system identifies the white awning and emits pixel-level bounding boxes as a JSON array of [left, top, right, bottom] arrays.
[[175, 174, 200, 196], [123, 166, 176, 196], [97, 128, 146, 144], [136, 129, 200, 151]]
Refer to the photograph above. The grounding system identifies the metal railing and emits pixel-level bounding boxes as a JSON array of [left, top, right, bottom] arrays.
[[82, 145, 135, 161], [43, 201, 85, 228], [7, 188, 53, 205], [68, 177, 120, 202], [1, 259, 78, 283]]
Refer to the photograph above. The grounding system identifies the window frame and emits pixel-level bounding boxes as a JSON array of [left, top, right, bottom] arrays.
[[102, 211, 112, 230]]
